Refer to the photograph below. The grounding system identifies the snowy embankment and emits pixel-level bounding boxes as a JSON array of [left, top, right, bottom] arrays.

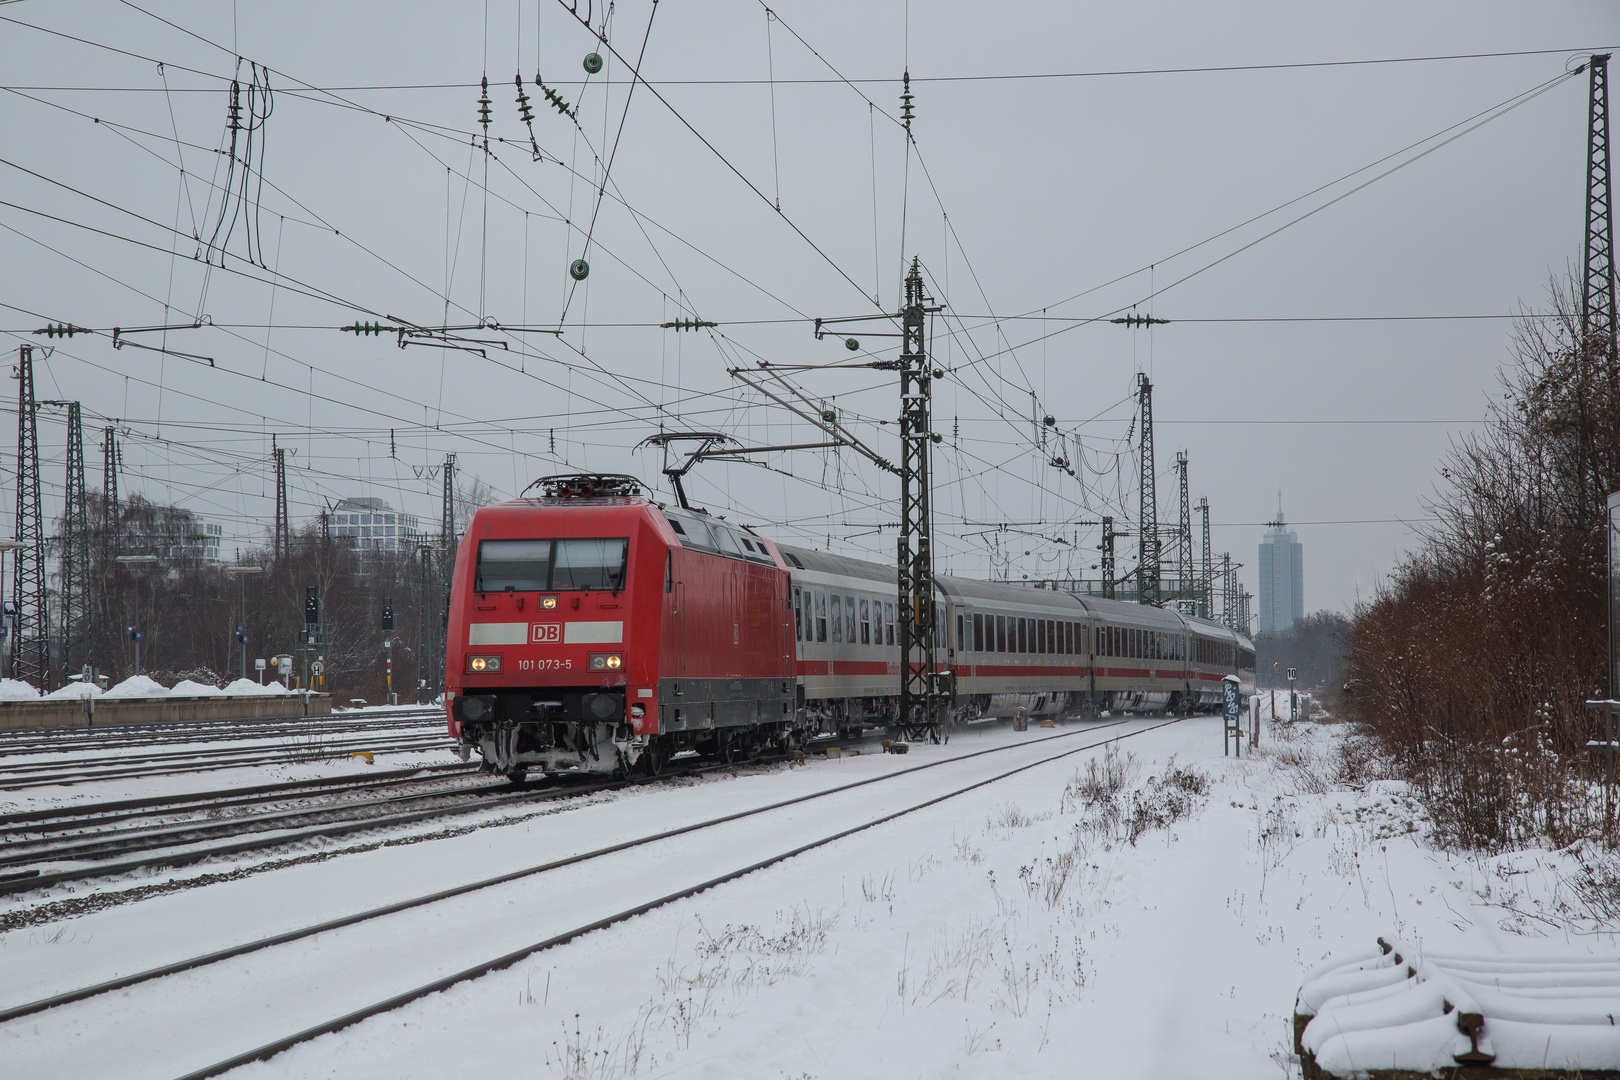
[[3, 714, 1618, 1078]]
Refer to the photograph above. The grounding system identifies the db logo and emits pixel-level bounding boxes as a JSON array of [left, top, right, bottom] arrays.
[[531, 623, 562, 644]]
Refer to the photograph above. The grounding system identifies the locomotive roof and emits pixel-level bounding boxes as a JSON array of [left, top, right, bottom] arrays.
[[494, 496, 650, 508]]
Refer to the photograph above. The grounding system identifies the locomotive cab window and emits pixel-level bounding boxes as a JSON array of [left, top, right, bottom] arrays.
[[476, 539, 552, 592], [477, 538, 628, 592], [553, 538, 629, 591]]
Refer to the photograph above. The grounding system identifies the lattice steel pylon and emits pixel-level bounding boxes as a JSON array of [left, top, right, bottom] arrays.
[[272, 437, 289, 561], [1583, 54, 1616, 363], [50, 402, 90, 678], [1198, 496, 1212, 619], [896, 258, 944, 742], [435, 453, 457, 699], [418, 544, 437, 702], [102, 426, 119, 537], [1136, 373, 1160, 606], [1221, 553, 1236, 631], [11, 346, 47, 688], [1175, 451, 1192, 611]]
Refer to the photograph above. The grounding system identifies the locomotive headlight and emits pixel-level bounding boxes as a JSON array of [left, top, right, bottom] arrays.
[[467, 654, 502, 673], [589, 652, 623, 671], [540, 595, 558, 610]]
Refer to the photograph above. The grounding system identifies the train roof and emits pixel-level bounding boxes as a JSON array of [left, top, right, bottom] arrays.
[[935, 574, 1088, 613], [774, 543, 893, 585]]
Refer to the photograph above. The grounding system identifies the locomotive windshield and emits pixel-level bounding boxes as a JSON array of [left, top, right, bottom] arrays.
[[476, 537, 628, 592]]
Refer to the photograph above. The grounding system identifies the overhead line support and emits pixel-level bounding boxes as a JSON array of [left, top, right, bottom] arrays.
[[11, 345, 47, 689]]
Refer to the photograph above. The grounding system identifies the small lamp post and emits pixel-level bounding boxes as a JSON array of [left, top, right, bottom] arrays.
[[224, 565, 264, 679], [115, 554, 158, 677]]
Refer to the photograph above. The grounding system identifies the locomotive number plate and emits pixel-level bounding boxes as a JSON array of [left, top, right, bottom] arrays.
[[532, 623, 563, 643]]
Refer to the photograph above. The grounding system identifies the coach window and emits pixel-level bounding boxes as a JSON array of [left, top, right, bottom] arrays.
[[885, 602, 895, 645], [993, 614, 1004, 652], [956, 612, 964, 652], [816, 592, 828, 643], [860, 599, 871, 645], [830, 595, 842, 643], [793, 588, 802, 641], [1035, 619, 1044, 654], [846, 596, 857, 644], [972, 612, 982, 652]]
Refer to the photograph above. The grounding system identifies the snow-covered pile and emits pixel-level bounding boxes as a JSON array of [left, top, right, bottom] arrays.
[[222, 678, 289, 695], [169, 679, 224, 696], [102, 675, 170, 698], [0, 678, 42, 700], [0, 678, 40, 700], [1297, 937, 1620, 1076], [44, 680, 101, 699]]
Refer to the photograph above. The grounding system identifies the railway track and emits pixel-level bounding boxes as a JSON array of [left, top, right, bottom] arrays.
[[0, 708, 444, 757], [0, 730, 457, 790], [0, 767, 603, 896], [0, 761, 481, 834], [0, 716, 1175, 1079]]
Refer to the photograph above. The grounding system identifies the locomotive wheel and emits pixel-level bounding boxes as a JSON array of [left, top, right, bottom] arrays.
[[640, 737, 669, 776], [506, 766, 528, 784]]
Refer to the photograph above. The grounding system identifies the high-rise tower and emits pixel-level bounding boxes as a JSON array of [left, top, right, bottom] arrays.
[[1258, 493, 1303, 634]]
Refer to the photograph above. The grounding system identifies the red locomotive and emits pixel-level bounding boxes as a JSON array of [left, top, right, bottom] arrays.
[[446, 474, 1253, 779]]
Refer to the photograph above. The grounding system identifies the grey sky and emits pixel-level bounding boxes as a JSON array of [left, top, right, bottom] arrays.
[[0, 0, 1614, 618]]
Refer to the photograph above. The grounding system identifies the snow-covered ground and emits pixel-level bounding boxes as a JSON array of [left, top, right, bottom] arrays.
[[2, 712, 1617, 1079]]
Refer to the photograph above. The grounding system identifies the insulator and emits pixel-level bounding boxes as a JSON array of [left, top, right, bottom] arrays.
[[226, 81, 242, 131], [820, 409, 837, 424], [514, 75, 535, 124], [1043, 415, 1055, 426], [343, 321, 389, 336], [844, 338, 860, 351], [569, 258, 590, 281], [36, 323, 84, 338], [478, 75, 492, 130], [542, 84, 576, 118], [583, 52, 604, 74], [934, 369, 946, 379]]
